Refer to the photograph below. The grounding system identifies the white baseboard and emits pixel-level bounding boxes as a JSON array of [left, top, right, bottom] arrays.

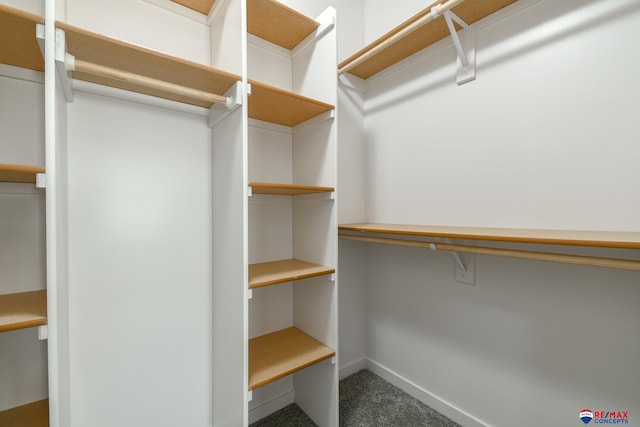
[[248, 389, 295, 424], [339, 357, 368, 380], [365, 359, 490, 427]]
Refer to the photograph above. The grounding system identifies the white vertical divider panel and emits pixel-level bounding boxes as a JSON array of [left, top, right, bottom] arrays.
[[211, 0, 248, 425], [292, 7, 338, 427]]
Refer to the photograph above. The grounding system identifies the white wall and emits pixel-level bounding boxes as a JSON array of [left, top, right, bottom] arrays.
[[63, 0, 211, 65], [358, 0, 640, 426], [65, 91, 213, 427]]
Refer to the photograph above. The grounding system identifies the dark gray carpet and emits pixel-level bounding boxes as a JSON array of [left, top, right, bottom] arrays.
[[250, 369, 461, 427]]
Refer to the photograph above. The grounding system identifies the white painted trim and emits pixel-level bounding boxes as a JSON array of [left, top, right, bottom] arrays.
[[339, 357, 367, 380], [338, 73, 367, 94], [142, 0, 209, 24], [248, 33, 292, 59], [207, 0, 231, 26], [366, 359, 491, 427], [248, 389, 295, 424], [0, 63, 44, 84], [291, 7, 335, 59], [293, 110, 334, 134], [72, 80, 209, 117], [248, 118, 293, 134]]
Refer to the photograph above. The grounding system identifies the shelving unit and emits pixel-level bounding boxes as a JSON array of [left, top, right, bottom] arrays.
[[0, 164, 45, 184], [249, 259, 334, 289], [0, 290, 47, 333], [1, 4, 49, 426], [249, 327, 335, 390], [243, 2, 339, 425], [338, 0, 517, 78]]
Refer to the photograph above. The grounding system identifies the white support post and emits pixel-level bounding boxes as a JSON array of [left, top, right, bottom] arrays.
[[208, 81, 244, 128], [442, 10, 476, 85]]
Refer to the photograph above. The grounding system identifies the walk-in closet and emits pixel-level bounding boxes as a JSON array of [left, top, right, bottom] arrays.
[[1, 0, 638, 426]]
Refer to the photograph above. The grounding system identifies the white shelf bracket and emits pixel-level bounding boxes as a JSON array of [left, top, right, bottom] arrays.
[[248, 390, 253, 402], [330, 273, 336, 282], [248, 289, 253, 300], [38, 325, 48, 341], [431, 240, 476, 285], [440, 10, 476, 85], [37, 25, 74, 102], [208, 80, 243, 128], [36, 173, 46, 189], [330, 356, 336, 365]]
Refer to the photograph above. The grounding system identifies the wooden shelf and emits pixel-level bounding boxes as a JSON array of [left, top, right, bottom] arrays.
[[338, 223, 640, 250], [248, 327, 335, 390], [248, 80, 334, 127], [247, 0, 319, 50], [0, 290, 47, 333], [0, 5, 44, 72], [339, 0, 517, 79], [249, 182, 334, 195], [56, 21, 240, 108], [0, 164, 45, 184], [0, 399, 49, 427], [249, 259, 334, 289]]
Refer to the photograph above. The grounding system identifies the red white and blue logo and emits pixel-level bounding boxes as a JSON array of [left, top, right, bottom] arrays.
[[580, 409, 629, 424], [580, 409, 594, 425]]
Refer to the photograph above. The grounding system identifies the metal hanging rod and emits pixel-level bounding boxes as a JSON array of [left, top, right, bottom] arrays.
[[68, 57, 232, 107], [338, 0, 465, 75], [339, 234, 640, 272]]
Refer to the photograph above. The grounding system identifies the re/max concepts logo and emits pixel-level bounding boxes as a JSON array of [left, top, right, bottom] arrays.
[[580, 409, 629, 424]]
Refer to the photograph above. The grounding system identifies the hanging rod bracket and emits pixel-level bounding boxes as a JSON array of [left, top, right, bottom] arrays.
[[208, 81, 243, 128], [36, 25, 74, 101], [431, 239, 476, 285], [442, 10, 476, 85]]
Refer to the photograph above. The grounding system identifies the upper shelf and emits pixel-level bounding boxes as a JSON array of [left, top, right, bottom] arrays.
[[171, 0, 215, 15], [339, 223, 640, 250], [0, 164, 45, 184], [249, 182, 334, 196], [338, 0, 517, 79], [247, 0, 319, 50], [57, 21, 241, 108], [0, 5, 44, 71], [0, 290, 47, 333]]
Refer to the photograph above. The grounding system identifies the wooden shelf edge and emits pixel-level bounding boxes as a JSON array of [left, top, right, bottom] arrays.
[[249, 182, 334, 195], [0, 5, 45, 72], [249, 259, 335, 289], [0, 399, 49, 427], [0, 164, 45, 184], [0, 290, 47, 333], [338, 223, 640, 249], [248, 327, 335, 390], [247, 0, 319, 50]]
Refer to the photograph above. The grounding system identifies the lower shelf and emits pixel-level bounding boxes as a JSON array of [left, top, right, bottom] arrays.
[[0, 290, 47, 333], [249, 327, 335, 390], [0, 163, 45, 183], [0, 399, 49, 427]]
